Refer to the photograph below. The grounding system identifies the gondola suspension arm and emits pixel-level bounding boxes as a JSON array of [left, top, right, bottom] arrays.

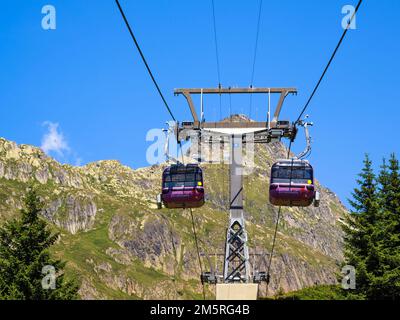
[[295, 116, 313, 160], [163, 123, 180, 165]]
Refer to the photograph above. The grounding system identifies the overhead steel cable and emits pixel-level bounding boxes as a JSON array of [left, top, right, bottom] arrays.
[[211, 0, 223, 120], [287, 140, 293, 159], [115, 0, 176, 122], [295, 0, 363, 124], [249, 0, 264, 119], [178, 141, 185, 165], [189, 208, 206, 300], [178, 145, 205, 299], [266, 141, 292, 291], [211, 0, 222, 87], [265, 206, 282, 288], [159, 212, 179, 299]]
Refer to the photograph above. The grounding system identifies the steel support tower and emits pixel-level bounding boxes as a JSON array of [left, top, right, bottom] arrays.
[[224, 134, 250, 282], [174, 87, 297, 287]]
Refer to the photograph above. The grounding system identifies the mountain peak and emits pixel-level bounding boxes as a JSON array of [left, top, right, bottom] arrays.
[[221, 114, 254, 123]]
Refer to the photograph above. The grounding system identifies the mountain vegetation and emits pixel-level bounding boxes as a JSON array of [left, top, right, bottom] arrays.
[[0, 136, 352, 299]]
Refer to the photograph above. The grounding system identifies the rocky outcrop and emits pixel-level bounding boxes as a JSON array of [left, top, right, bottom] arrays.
[[109, 213, 180, 276], [42, 195, 97, 234]]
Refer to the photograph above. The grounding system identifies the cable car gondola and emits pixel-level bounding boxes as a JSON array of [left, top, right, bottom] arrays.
[[269, 159, 320, 207], [157, 163, 205, 209]]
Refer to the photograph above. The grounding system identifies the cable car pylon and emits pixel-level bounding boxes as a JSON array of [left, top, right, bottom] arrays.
[[171, 86, 304, 299]]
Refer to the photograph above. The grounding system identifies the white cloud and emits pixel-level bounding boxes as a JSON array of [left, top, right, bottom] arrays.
[[74, 157, 82, 167], [41, 122, 70, 156], [40, 121, 84, 166]]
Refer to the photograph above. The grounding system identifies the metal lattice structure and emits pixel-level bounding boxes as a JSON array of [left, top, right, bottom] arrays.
[[224, 134, 250, 282]]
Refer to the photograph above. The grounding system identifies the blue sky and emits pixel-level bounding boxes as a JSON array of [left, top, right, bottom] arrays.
[[1, 0, 399, 207]]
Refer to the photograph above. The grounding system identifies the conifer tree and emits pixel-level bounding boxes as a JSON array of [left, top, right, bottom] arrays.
[[344, 154, 400, 300], [371, 153, 400, 299], [385, 154, 400, 234], [0, 189, 79, 300], [343, 154, 379, 297]]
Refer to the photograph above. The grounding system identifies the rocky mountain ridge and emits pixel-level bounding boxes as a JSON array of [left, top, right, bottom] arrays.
[[0, 137, 347, 299]]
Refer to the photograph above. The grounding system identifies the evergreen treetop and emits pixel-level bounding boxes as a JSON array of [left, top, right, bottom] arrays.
[[0, 189, 79, 300]]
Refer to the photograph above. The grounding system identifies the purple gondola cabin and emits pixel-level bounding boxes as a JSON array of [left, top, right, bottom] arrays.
[[158, 164, 205, 209], [269, 159, 320, 207]]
